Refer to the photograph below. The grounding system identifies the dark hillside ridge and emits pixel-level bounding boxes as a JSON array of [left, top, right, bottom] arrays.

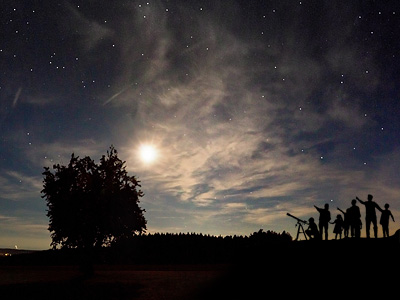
[[1, 230, 398, 299], [0, 249, 38, 256], [1, 229, 398, 266]]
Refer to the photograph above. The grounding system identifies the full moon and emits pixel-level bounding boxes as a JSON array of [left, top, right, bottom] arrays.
[[139, 145, 157, 163]]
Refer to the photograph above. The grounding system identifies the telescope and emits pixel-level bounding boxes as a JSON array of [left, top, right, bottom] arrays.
[[287, 213, 308, 225], [287, 213, 308, 241]]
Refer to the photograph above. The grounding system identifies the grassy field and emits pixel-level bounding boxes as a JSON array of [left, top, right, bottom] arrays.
[[1, 235, 399, 299], [0, 265, 229, 300]]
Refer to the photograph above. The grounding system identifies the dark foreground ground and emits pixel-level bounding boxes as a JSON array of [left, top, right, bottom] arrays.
[[1, 233, 399, 299]]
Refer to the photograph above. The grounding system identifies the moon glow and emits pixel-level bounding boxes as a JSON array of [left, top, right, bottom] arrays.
[[139, 145, 157, 163]]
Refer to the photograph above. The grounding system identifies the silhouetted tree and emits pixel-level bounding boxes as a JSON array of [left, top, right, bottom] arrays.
[[42, 146, 146, 249]]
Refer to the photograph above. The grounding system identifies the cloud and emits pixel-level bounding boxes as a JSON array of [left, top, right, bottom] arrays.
[[0, 214, 50, 249], [23, 95, 56, 106], [64, 2, 114, 53], [0, 171, 42, 201], [12, 87, 23, 108], [243, 205, 315, 227], [23, 139, 107, 168], [105, 2, 388, 231]]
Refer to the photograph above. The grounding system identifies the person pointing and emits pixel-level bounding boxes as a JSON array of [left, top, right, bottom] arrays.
[[356, 194, 383, 238], [314, 203, 331, 240]]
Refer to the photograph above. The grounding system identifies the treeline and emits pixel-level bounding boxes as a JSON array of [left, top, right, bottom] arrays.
[[108, 229, 292, 264], [1, 230, 292, 266]]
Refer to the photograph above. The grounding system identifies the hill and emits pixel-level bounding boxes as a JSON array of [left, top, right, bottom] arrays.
[[0, 248, 38, 256], [1, 229, 399, 265], [0, 231, 398, 299]]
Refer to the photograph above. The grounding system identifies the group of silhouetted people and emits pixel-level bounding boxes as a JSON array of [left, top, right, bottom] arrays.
[[305, 194, 395, 240]]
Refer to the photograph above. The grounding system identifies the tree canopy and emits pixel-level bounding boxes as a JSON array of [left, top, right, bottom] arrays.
[[42, 146, 147, 249]]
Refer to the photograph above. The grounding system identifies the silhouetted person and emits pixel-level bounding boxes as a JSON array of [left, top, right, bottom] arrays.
[[347, 199, 361, 238], [380, 203, 395, 238], [356, 195, 383, 238], [330, 214, 344, 239], [314, 204, 331, 240], [337, 207, 349, 238], [305, 217, 320, 240]]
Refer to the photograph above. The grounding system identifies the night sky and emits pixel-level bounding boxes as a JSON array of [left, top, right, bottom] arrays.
[[1, 1, 400, 249]]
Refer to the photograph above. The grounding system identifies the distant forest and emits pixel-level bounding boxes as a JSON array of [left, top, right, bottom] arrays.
[[0, 229, 291, 266], [107, 229, 292, 264], [3, 230, 399, 267]]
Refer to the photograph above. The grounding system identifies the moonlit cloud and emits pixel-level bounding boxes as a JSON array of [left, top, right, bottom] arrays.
[[96, 2, 396, 236], [109, 1, 400, 236]]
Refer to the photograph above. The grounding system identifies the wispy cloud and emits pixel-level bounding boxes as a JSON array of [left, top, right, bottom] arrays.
[[64, 1, 114, 53], [23, 139, 106, 168], [105, 2, 399, 236], [0, 215, 50, 249], [0, 171, 42, 201], [12, 87, 22, 108]]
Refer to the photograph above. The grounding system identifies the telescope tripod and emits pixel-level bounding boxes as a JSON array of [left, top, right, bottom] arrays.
[[294, 221, 308, 241]]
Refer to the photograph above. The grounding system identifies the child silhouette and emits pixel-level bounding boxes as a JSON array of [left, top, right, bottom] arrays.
[[380, 203, 395, 237], [330, 214, 344, 240], [337, 207, 349, 238]]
